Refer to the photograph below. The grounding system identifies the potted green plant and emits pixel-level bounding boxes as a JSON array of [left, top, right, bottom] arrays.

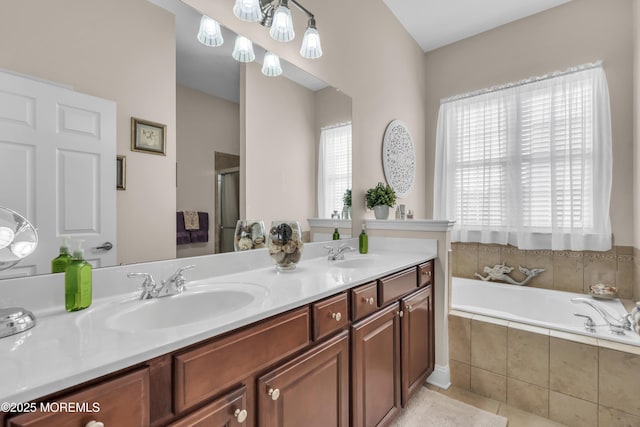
[[365, 182, 396, 219], [342, 189, 352, 219]]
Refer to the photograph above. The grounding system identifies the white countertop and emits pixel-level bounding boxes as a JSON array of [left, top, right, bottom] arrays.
[[0, 237, 436, 404]]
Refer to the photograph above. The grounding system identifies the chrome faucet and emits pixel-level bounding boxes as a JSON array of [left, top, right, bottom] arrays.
[[571, 297, 631, 335], [324, 244, 355, 261], [127, 265, 195, 299], [127, 272, 157, 300], [156, 265, 195, 297]]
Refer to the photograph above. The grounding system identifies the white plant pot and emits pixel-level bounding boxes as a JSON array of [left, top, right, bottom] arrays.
[[373, 205, 390, 220]]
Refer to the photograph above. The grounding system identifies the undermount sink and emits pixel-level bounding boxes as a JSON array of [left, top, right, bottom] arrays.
[[82, 283, 266, 332]]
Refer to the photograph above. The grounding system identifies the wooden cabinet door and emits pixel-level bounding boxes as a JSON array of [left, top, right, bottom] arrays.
[[257, 331, 349, 427], [7, 368, 149, 427], [400, 285, 434, 407], [168, 386, 247, 427], [351, 303, 401, 427]]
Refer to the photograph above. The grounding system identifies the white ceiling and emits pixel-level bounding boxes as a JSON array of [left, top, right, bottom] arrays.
[[382, 0, 571, 52]]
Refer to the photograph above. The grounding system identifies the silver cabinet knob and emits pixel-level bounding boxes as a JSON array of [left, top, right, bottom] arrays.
[[332, 312, 342, 322], [234, 408, 248, 423], [398, 310, 404, 318], [268, 387, 280, 400], [363, 296, 374, 305], [85, 422, 104, 427]]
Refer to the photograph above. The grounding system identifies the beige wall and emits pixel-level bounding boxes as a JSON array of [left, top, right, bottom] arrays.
[[176, 84, 240, 258], [634, 0, 640, 297], [243, 62, 316, 231], [424, 0, 634, 246], [0, 0, 177, 265], [183, 0, 427, 237]]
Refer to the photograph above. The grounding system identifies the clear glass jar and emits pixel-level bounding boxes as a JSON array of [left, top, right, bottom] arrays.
[[267, 220, 303, 271], [234, 220, 266, 251]]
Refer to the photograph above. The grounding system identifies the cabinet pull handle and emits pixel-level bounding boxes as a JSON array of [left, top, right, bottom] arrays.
[[363, 296, 374, 305], [426, 271, 432, 277], [234, 408, 248, 423], [268, 387, 280, 400], [398, 310, 404, 318], [85, 422, 104, 427], [332, 312, 342, 322]]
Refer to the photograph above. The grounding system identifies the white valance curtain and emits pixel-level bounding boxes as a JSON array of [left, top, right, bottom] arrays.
[[318, 123, 352, 218], [433, 63, 612, 251]]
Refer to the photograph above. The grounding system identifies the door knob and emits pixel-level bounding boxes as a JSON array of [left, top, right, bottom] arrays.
[[332, 312, 342, 322], [95, 242, 113, 251]]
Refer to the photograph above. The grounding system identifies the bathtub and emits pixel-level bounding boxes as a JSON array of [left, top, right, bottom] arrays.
[[451, 277, 640, 347]]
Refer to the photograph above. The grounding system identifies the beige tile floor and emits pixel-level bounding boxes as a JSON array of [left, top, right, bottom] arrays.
[[426, 384, 567, 427]]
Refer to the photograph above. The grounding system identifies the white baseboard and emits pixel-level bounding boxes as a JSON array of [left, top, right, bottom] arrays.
[[426, 364, 451, 389]]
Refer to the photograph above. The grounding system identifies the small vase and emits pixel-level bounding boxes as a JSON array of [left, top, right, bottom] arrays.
[[267, 220, 304, 271], [373, 205, 390, 220], [342, 206, 351, 220], [234, 220, 265, 251]]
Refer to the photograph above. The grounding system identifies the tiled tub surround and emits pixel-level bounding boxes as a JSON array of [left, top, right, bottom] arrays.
[[0, 237, 436, 405], [449, 278, 640, 426], [452, 243, 637, 300]]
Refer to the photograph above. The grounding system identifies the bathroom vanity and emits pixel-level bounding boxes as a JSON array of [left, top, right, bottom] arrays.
[[0, 239, 436, 427]]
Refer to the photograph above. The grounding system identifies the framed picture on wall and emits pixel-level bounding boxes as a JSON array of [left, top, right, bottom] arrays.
[[116, 155, 126, 190], [131, 117, 166, 155]]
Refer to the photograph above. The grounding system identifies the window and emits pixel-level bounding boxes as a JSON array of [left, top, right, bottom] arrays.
[[318, 123, 352, 218], [434, 64, 612, 251]]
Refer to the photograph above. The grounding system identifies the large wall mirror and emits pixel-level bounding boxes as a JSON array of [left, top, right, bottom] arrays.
[[0, 0, 351, 279]]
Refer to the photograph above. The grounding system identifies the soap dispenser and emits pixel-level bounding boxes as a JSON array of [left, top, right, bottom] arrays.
[[65, 240, 92, 312], [333, 228, 340, 240], [359, 224, 368, 254], [51, 236, 72, 273]]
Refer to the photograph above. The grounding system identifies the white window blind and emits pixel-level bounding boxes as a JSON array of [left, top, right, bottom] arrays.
[[434, 64, 612, 251], [318, 123, 352, 218]]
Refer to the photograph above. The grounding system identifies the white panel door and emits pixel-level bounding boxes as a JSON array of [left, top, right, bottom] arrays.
[[0, 71, 116, 278]]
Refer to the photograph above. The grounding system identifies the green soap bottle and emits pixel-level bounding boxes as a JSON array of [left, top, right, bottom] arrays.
[[65, 240, 92, 312], [359, 224, 368, 254], [332, 228, 340, 240], [51, 236, 72, 273]]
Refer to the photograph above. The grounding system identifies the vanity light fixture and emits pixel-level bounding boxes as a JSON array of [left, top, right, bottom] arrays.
[[197, 15, 224, 47], [300, 17, 322, 59], [269, 0, 295, 42], [262, 51, 283, 76], [233, 0, 263, 22], [232, 35, 256, 62]]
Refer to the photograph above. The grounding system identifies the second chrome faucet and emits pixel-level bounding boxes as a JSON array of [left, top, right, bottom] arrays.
[[128, 265, 195, 300]]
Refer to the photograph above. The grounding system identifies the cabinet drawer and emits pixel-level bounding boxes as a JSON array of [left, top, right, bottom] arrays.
[[350, 282, 378, 321], [418, 261, 434, 288], [8, 368, 150, 427], [174, 307, 310, 414], [312, 293, 349, 341], [378, 268, 418, 305], [168, 386, 247, 427]]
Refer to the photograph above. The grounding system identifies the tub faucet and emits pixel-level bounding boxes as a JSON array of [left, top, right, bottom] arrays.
[[571, 297, 631, 335], [325, 244, 355, 261]]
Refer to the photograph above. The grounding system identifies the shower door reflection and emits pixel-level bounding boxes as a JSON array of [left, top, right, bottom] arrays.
[[216, 167, 239, 253]]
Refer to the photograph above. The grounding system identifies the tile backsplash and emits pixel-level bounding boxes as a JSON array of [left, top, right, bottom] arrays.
[[451, 243, 637, 300]]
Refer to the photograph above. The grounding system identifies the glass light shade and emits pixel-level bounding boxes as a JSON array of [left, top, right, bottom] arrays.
[[300, 27, 322, 59], [233, 0, 262, 22], [262, 52, 283, 77], [269, 4, 295, 42], [232, 36, 256, 62], [197, 16, 224, 47]]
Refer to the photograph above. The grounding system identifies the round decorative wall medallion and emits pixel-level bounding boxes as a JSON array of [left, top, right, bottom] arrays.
[[382, 120, 415, 198]]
